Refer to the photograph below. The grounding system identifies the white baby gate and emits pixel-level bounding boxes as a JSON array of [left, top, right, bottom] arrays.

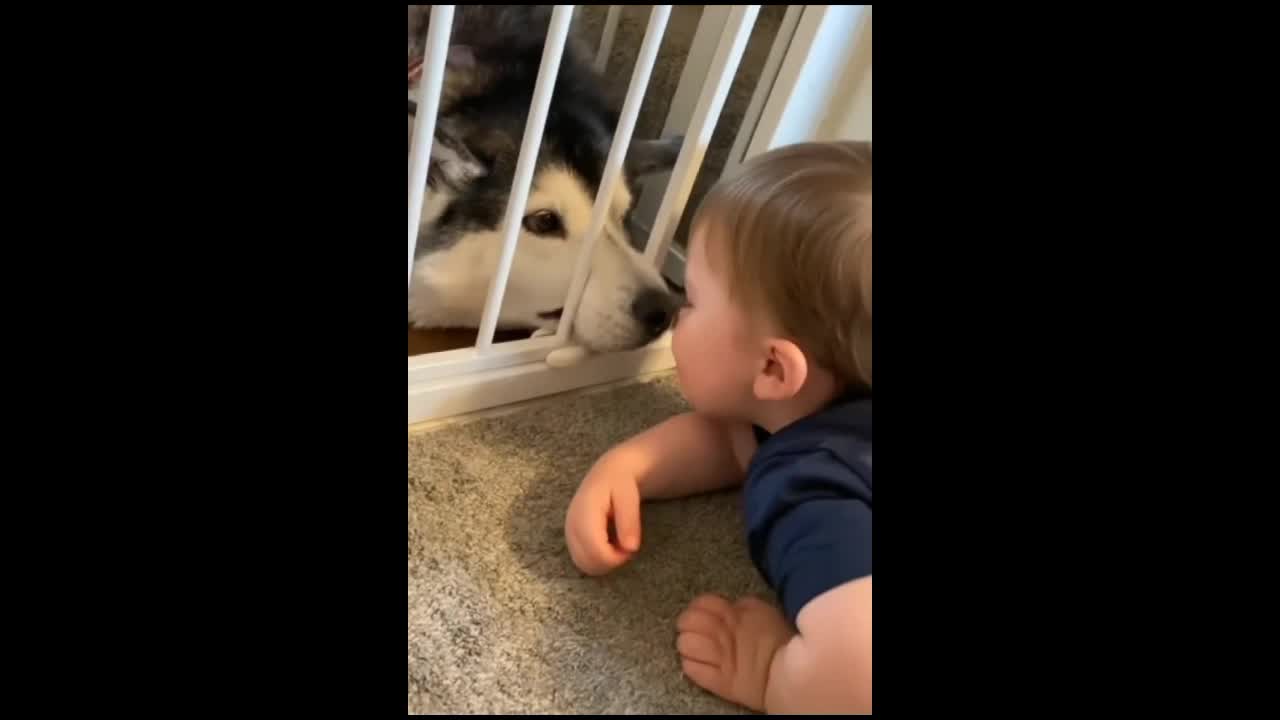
[[408, 5, 871, 425]]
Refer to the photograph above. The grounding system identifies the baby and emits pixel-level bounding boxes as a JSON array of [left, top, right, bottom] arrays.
[[564, 141, 872, 713]]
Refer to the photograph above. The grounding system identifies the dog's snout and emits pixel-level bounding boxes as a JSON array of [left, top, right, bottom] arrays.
[[632, 289, 676, 339]]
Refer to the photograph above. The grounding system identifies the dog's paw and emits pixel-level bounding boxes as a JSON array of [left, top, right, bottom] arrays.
[[529, 327, 556, 339]]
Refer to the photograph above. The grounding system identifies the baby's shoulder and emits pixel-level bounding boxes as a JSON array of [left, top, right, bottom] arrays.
[[748, 393, 872, 494]]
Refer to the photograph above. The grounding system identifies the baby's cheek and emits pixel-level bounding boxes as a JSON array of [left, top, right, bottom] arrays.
[[671, 331, 699, 394], [671, 317, 692, 363]]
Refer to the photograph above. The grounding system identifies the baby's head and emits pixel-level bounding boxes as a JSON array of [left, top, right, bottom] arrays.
[[672, 140, 872, 421]]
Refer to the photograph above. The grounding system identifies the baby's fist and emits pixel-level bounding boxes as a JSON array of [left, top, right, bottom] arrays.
[[564, 457, 643, 575]]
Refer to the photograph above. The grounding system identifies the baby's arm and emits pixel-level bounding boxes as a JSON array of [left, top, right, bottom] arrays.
[[606, 411, 755, 500], [676, 577, 872, 714], [765, 577, 872, 713], [565, 412, 753, 575], [676, 448, 873, 713]]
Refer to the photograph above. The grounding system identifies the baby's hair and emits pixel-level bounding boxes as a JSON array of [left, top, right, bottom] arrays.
[[692, 140, 872, 388]]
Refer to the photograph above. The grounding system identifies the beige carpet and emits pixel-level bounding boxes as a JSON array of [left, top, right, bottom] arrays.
[[408, 373, 771, 714]]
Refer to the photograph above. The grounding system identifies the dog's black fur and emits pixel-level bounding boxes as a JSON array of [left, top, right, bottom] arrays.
[[408, 5, 680, 255]]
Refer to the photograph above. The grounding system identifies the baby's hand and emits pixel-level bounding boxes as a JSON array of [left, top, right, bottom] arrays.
[[564, 454, 643, 576], [676, 594, 795, 712]]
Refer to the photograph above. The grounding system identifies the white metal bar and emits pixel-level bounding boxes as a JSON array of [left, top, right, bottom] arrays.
[[644, 5, 761, 265], [625, 5, 731, 240], [407, 5, 456, 290], [556, 5, 672, 344], [474, 5, 576, 351], [407, 335, 562, 385], [595, 6, 622, 74], [724, 4, 804, 178], [409, 336, 675, 426]]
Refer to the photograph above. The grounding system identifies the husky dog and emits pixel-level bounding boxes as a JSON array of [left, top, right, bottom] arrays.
[[408, 5, 684, 353]]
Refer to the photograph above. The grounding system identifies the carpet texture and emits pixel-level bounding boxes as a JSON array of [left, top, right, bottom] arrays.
[[408, 374, 771, 714]]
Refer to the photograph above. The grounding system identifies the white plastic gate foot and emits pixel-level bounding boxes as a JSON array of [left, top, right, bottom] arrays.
[[546, 345, 592, 368]]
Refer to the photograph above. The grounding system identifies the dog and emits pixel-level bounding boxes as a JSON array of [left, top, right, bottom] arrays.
[[408, 5, 684, 353]]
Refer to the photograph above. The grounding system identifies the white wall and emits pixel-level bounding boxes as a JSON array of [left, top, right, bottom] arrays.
[[816, 10, 872, 142], [745, 5, 872, 157]]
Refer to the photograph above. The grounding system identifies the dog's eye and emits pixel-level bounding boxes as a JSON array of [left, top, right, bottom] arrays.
[[522, 210, 564, 237]]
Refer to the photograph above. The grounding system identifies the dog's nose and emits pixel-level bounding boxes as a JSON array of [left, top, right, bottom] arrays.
[[632, 289, 676, 339]]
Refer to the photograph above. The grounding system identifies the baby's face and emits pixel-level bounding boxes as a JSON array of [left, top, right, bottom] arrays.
[[671, 229, 763, 418]]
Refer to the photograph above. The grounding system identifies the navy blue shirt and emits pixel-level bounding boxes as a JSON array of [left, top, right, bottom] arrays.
[[746, 392, 872, 626]]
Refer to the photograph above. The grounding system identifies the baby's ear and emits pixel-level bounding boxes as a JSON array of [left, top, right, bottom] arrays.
[[753, 338, 809, 402]]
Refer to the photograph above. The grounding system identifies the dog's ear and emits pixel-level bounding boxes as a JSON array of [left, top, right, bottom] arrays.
[[408, 108, 489, 187], [428, 118, 489, 188], [440, 45, 492, 111], [625, 136, 684, 178], [408, 46, 475, 110], [409, 44, 488, 115], [408, 43, 494, 188], [408, 5, 431, 57]]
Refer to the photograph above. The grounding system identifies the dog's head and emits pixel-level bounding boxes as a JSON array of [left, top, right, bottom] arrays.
[[409, 6, 684, 353]]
